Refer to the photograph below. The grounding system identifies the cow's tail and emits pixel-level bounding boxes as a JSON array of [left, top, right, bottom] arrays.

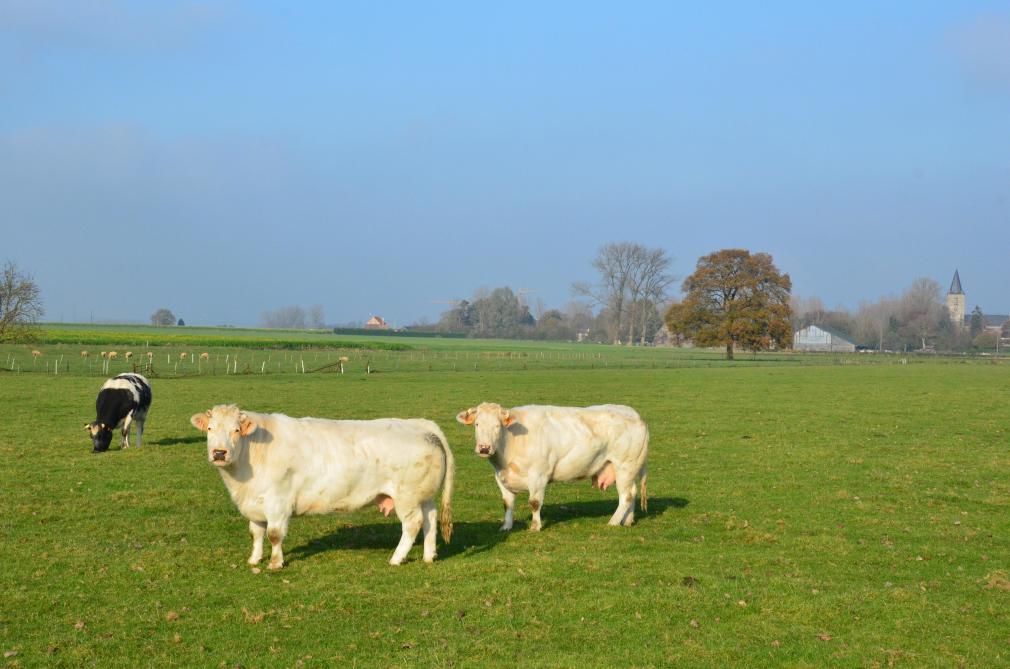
[[639, 464, 648, 513], [638, 421, 649, 513], [434, 427, 455, 544]]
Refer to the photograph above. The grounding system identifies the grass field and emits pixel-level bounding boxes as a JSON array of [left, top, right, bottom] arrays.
[[2, 334, 1010, 667], [1, 323, 993, 379]]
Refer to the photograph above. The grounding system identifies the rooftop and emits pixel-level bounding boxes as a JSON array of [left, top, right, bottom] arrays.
[[948, 270, 964, 295]]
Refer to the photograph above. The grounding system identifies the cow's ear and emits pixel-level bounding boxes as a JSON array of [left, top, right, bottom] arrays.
[[190, 412, 210, 432], [238, 413, 257, 436], [83, 422, 92, 431], [456, 408, 476, 425], [501, 410, 516, 427]]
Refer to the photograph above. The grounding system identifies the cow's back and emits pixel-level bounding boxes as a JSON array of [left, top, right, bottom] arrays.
[[510, 404, 643, 442], [506, 404, 647, 481], [238, 413, 449, 515]]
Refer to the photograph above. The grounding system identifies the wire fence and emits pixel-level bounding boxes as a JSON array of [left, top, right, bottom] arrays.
[[2, 343, 1005, 379]]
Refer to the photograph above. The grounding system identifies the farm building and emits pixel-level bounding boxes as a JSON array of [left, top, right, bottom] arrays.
[[793, 324, 856, 352], [364, 315, 389, 330]]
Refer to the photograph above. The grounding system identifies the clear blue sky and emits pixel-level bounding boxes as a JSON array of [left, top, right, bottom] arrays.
[[2, 2, 1008, 326]]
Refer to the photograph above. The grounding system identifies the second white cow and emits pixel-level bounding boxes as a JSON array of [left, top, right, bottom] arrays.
[[191, 405, 454, 567], [456, 403, 648, 531]]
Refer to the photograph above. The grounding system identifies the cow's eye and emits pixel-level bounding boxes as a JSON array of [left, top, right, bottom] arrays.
[[233, 428, 240, 433]]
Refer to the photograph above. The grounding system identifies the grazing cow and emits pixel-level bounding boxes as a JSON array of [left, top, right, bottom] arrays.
[[456, 403, 648, 531], [146, 351, 154, 359], [200, 352, 210, 361], [31, 350, 41, 358], [125, 351, 133, 360], [80, 351, 89, 358], [107, 351, 119, 360], [190, 405, 454, 568], [179, 352, 188, 361], [100, 352, 108, 359], [84, 373, 152, 452]]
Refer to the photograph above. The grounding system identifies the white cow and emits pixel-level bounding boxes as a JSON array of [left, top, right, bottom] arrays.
[[456, 403, 648, 531], [190, 405, 454, 567]]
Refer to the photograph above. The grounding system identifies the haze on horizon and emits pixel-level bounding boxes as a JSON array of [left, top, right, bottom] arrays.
[[2, 2, 1008, 328]]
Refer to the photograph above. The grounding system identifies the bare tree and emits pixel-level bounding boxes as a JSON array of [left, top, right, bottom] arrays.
[[469, 287, 494, 335], [564, 301, 595, 334], [573, 243, 637, 344], [262, 305, 307, 329], [308, 304, 326, 329], [790, 295, 826, 329], [898, 278, 947, 350], [574, 242, 672, 345], [630, 248, 675, 345], [855, 298, 897, 351], [0, 261, 43, 342]]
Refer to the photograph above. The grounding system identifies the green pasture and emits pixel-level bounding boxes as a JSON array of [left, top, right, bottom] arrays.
[[2, 341, 1010, 667], [1, 323, 993, 379]]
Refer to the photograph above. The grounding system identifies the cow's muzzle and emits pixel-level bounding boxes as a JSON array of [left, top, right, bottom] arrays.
[[212, 449, 229, 463], [476, 445, 493, 457]]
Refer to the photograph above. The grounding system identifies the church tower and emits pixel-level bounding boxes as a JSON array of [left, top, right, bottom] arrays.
[[946, 270, 965, 327]]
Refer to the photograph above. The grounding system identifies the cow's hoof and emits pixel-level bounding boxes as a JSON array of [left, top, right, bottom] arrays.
[[423, 555, 436, 563], [389, 558, 404, 566], [267, 561, 283, 570], [247, 558, 262, 566], [499, 524, 512, 532], [529, 524, 541, 532]]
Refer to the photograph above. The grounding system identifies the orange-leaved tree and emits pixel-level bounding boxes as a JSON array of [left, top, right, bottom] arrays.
[[665, 249, 792, 360]]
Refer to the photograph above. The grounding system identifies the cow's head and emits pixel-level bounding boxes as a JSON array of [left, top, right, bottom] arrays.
[[83, 422, 113, 452], [456, 402, 516, 457], [190, 404, 257, 467]]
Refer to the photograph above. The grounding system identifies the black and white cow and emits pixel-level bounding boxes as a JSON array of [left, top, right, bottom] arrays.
[[84, 373, 152, 452]]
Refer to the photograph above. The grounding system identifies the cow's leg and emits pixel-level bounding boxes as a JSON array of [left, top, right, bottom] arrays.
[[248, 520, 266, 565], [121, 413, 133, 449], [527, 472, 548, 532], [390, 505, 423, 566], [493, 473, 517, 531], [609, 467, 639, 526], [134, 419, 144, 449], [420, 500, 438, 563], [266, 515, 289, 570]]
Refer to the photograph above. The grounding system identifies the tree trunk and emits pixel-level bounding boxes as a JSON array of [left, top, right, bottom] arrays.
[[725, 343, 734, 360]]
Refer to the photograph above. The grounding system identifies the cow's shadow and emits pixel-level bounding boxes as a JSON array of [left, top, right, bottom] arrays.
[[287, 497, 687, 564], [473, 495, 686, 533], [545, 496, 688, 526], [287, 520, 510, 564]]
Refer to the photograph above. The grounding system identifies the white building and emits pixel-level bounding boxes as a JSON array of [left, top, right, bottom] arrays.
[[793, 324, 856, 353]]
